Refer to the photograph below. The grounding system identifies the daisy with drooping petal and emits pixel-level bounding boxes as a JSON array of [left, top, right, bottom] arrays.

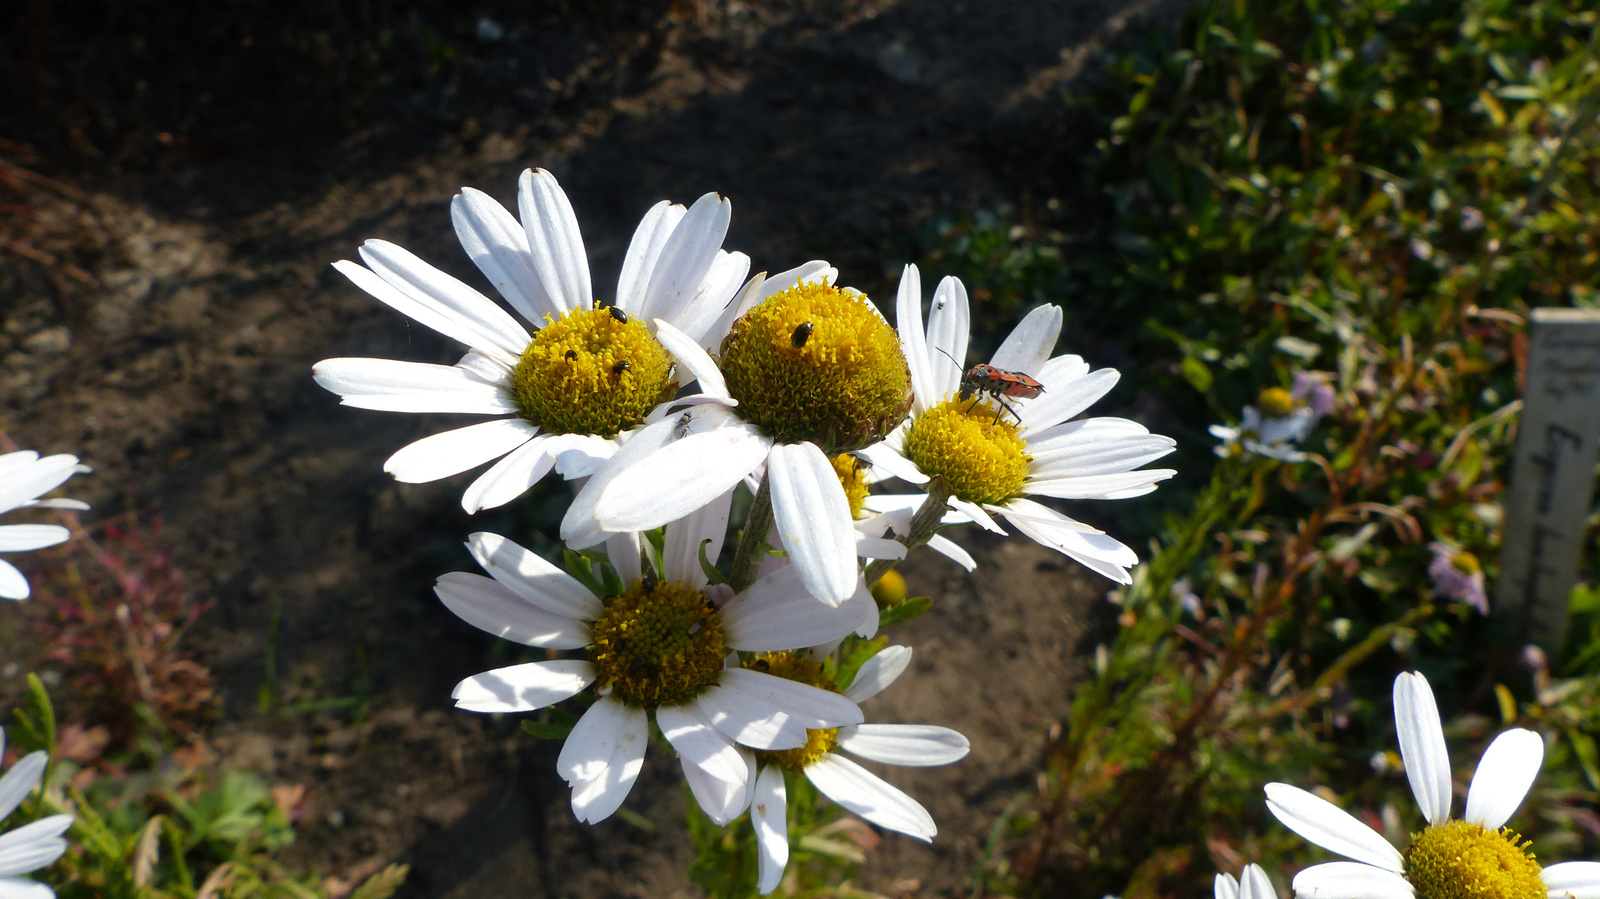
[[0, 728, 74, 897], [1266, 670, 1600, 899], [436, 489, 875, 824], [861, 265, 1176, 584], [1215, 864, 1277, 899], [584, 263, 914, 607], [748, 645, 969, 894], [0, 451, 89, 601], [313, 168, 751, 514]]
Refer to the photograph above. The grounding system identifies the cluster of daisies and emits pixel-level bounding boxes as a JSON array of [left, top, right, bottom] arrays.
[[310, 168, 1177, 890]]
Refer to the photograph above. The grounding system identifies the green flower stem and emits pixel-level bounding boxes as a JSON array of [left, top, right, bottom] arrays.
[[863, 484, 949, 586], [728, 476, 774, 594]]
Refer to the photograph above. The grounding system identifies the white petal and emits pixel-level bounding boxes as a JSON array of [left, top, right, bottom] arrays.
[[683, 749, 756, 826], [1027, 427, 1177, 478], [989, 305, 1062, 379], [434, 572, 590, 648], [761, 261, 835, 297], [948, 497, 1005, 534], [894, 265, 937, 414], [766, 442, 858, 606], [843, 645, 913, 704], [460, 433, 562, 513], [450, 187, 555, 324], [517, 169, 592, 315], [723, 567, 871, 650], [1544, 862, 1600, 898], [925, 276, 971, 402], [1291, 862, 1414, 899], [0, 815, 71, 877], [703, 270, 768, 351], [1215, 873, 1240, 899], [721, 668, 861, 729], [753, 765, 789, 895], [695, 686, 810, 751], [568, 704, 649, 824], [0, 753, 46, 822], [805, 754, 935, 840], [1393, 671, 1452, 826], [606, 532, 642, 587], [1464, 727, 1543, 829], [926, 534, 977, 571], [616, 200, 686, 315], [662, 488, 732, 587], [996, 500, 1136, 583], [0, 561, 27, 601], [857, 442, 930, 486], [558, 695, 648, 784], [0, 526, 69, 553], [856, 536, 906, 560], [677, 250, 752, 349], [0, 455, 80, 516], [563, 415, 683, 548], [594, 424, 769, 533], [1018, 367, 1120, 436], [0, 876, 57, 899], [0, 453, 38, 481], [652, 319, 730, 400], [1239, 863, 1276, 899], [1024, 469, 1177, 501], [312, 357, 515, 415], [355, 241, 532, 363], [450, 660, 594, 713], [836, 724, 969, 767], [466, 531, 603, 620], [20, 499, 88, 512], [383, 419, 537, 483], [638, 192, 731, 331], [657, 704, 747, 787], [1263, 782, 1403, 873]]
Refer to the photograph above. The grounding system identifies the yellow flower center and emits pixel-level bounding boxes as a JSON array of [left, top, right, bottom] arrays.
[[718, 282, 913, 453], [590, 579, 726, 709], [831, 453, 869, 519], [509, 307, 677, 437], [1451, 552, 1482, 576], [901, 398, 1031, 506], [1257, 386, 1300, 418], [745, 652, 840, 771], [1404, 820, 1543, 899], [870, 569, 907, 606]]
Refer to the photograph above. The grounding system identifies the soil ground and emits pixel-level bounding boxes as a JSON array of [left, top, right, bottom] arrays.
[[1, 1, 1171, 895]]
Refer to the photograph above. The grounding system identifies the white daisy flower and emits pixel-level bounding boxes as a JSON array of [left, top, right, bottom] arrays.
[[1266, 670, 1600, 899], [859, 265, 1177, 584], [313, 168, 751, 514], [580, 262, 914, 607], [0, 451, 90, 601], [436, 489, 875, 824], [0, 728, 74, 897], [1210, 375, 1332, 463], [748, 645, 969, 894]]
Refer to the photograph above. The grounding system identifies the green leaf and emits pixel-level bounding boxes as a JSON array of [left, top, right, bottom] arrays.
[[1569, 729, 1600, 792], [697, 539, 727, 586], [879, 596, 933, 628], [1180, 356, 1214, 393], [349, 864, 411, 899]]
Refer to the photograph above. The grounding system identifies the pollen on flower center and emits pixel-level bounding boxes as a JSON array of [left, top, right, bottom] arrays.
[[590, 579, 727, 709], [1403, 820, 1544, 899], [509, 307, 677, 438], [901, 398, 1031, 506], [719, 282, 913, 453], [1451, 551, 1482, 575], [831, 453, 869, 519], [745, 652, 840, 771]]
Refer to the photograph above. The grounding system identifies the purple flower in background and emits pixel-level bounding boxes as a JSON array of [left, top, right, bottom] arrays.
[[1428, 541, 1487, 614]]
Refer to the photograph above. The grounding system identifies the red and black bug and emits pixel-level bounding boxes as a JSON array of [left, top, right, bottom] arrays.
[[935, 348, 1044, 426]]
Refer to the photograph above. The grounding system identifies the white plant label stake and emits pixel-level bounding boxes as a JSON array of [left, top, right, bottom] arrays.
[[1497, 308, 1600, 654]]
